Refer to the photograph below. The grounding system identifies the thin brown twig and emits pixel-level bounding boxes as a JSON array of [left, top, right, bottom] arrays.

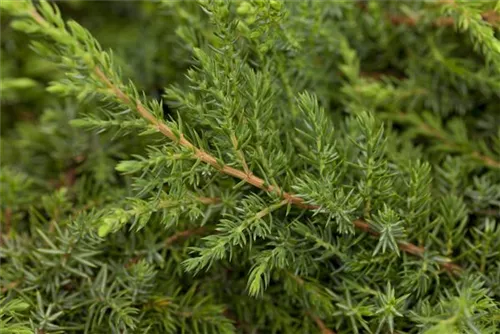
[[470, 152, 500, 170], [475, 208, 500, 217], [388, 11, 500, 27], [1, 280, 20, 293], [30, 9, 46, 25], [2, 208, 12, 236], [481, 10, 500, 26], [197, 196, 221, 205], [387, 0, 500, 28], [124, 256, 142, 269], [165, 227, 209, 246], [394, 112, 500, 170], [122, 227, 210, 269], [308, 312, 336, 334], [0, 208, 13, 247], [223, 308, 253, 332], [28, 8, 462, 274], [287, 273, 336, 334], [353, 219, 461, 273], [359, 0, 498, 27]]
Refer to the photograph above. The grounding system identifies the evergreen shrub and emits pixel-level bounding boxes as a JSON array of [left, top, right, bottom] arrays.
[[1, 1, 500, 333]]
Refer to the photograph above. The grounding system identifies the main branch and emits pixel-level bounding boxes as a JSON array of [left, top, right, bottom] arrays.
[[29, 8, 461, 274], [95, 66, 463, 273]]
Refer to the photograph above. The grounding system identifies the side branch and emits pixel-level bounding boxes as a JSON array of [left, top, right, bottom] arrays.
[[95, 66, 310, 206], [308, 312, 336, 334], [165, 227, 209, 246], [387, 10, 500, 27], [393, 112, 500, 170]]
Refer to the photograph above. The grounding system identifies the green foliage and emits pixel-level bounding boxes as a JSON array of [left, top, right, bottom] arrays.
[[1, 0, 500, 333], [0, 297, 31, 333]]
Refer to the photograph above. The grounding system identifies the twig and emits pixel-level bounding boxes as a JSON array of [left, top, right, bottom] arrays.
[[308, 312, 336, 334], [124, 256, 142, 269], [394, 112, 500, 170], [2, 208, 12, 236], [165, 227, 209, 246], [481, 10, 500, 26], [288, 273, 336, 334], [387, 10, 500, 28], [360, 0, 498, 28], [475, 208, 500, 217], [123, 227, 211, 268], [1, 280, 20, 293], [223, 308, 252, 332], [197, 196, 221, 205], [30, 9, 46, 26], [353, 219, 461, 273], [470, 152, 500, 170], [1, 208, 13, 246]]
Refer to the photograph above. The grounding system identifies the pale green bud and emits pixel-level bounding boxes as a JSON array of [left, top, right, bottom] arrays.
[[237, 1, 253, 15]]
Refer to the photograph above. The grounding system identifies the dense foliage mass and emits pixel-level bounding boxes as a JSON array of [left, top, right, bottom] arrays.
[[1, 1, 500, 333]]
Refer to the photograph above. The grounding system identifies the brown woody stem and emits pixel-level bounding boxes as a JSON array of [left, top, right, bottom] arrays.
[[308, 312, 336, 334], [95, 57, 463, 273], [395, 112, 500, 170], [165, 227, 209, 246]]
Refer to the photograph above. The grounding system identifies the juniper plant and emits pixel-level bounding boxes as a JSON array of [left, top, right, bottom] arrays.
[[1, 1, 500, 333]]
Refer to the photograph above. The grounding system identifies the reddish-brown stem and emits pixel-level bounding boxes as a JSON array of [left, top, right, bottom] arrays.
[[124, 256, 142, 269], [481, 10, 500, 26], [476, 208, 500, 217], [358, 0, 497, 27], [309, 313, 336, 334], [1, 280, 20, 293], [470, 152, 500, 170], [1, 208, 13, 246], [355, 218, 425, 255], [3, 208, 12, 234], [122, 227, 211, 269], [165, 227, 209, 246], [223, 308, 253, 332], [197, 196, 221, 205], [288, 274, 335, 334], [387, 10, 499, 27], [354, 219, 462, 273], [30, 9, 46, 25], [394, 112, 500, 170]]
